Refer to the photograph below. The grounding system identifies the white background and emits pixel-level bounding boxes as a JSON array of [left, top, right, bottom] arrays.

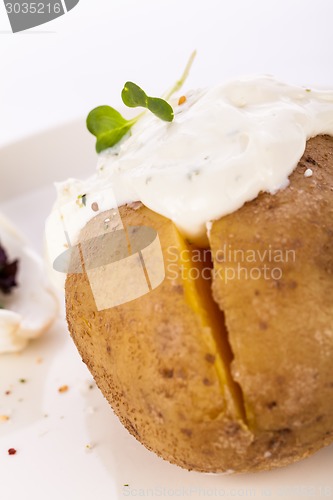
[[0, 1, 333, 499], [0, 0, 332, 147]]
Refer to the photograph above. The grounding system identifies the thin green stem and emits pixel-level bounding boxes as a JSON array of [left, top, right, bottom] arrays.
[[163, 50, 197, 101], [128, 110, 146, 127]]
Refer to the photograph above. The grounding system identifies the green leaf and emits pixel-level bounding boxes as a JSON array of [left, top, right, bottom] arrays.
[[86, 106, 135, 153], [147, 97, 174, 122], [121, 82, 148, 108], [121, 82, 174, 122], [86, 51, 196, 152]]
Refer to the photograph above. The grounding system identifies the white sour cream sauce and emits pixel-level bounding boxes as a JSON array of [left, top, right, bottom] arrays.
[[46, 76, 333, 270]]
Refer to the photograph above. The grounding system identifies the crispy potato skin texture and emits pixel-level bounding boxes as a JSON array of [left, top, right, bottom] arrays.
[[66, 135, 333, 473], [210, 134, 333, 460]]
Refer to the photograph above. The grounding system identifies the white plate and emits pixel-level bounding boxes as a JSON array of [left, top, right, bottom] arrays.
[[0, 124, 332, 500]]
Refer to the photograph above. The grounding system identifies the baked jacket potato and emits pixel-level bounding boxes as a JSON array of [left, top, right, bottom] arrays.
[[66, 135, 333, 473]]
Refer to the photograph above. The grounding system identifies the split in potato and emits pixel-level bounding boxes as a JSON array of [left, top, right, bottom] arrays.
[[66, 135, 333, 472]]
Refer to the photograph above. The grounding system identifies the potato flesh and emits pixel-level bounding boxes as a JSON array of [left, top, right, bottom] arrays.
[[66, 135, 333, 472], [174, 229, 246, 421]]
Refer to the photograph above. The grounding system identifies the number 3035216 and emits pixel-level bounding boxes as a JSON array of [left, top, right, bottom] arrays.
[[5, 3, 62, 14]]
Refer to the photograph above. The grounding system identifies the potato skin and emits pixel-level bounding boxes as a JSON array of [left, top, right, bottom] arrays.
[[66, 206, 257, 473], [66, 135, 333, 473], [210, 134, 333, 460]]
